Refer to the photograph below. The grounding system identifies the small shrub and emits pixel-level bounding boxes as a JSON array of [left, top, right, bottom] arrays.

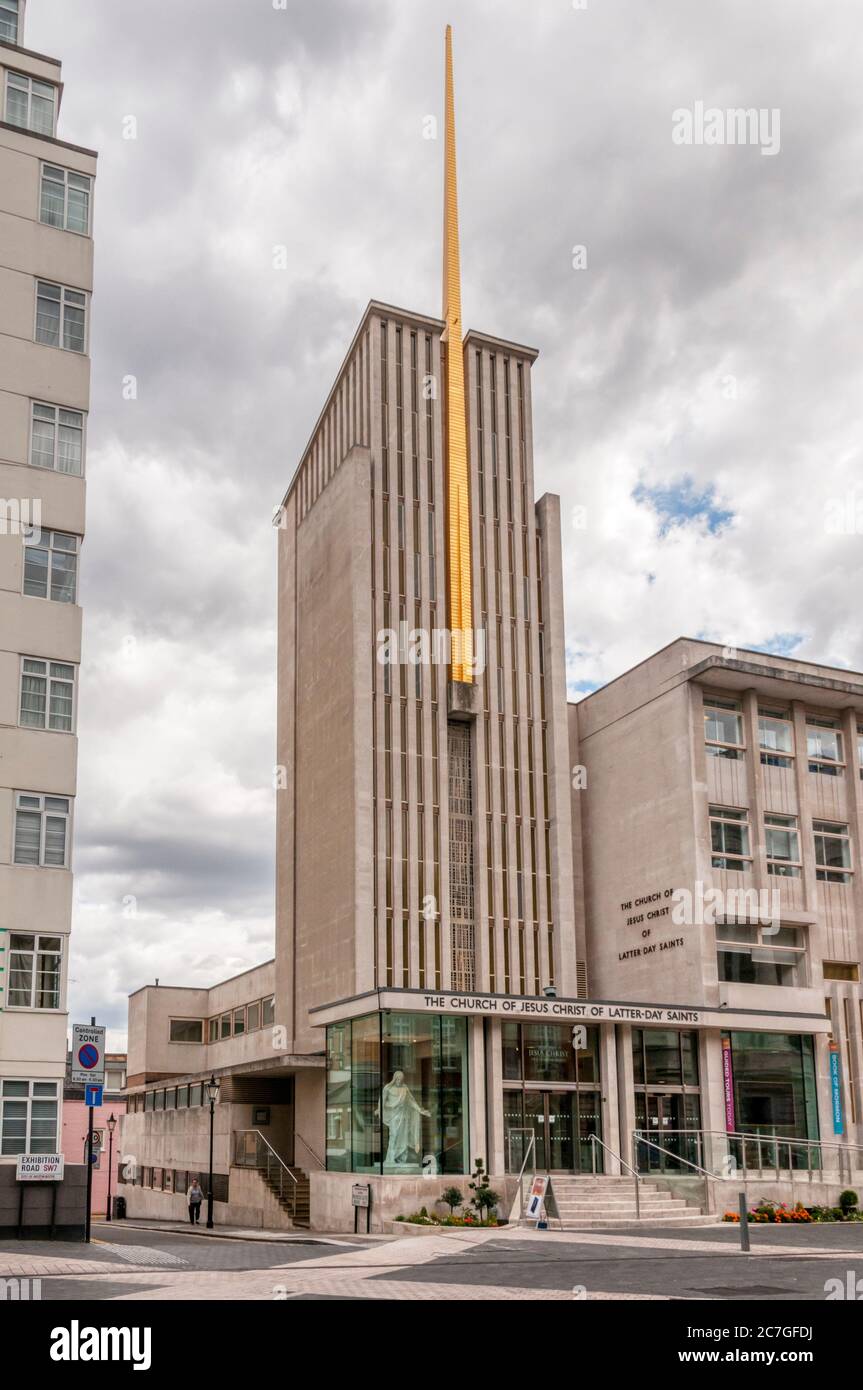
[[839, 1190, 859, 1218], [440, 1185, 463, 1216]]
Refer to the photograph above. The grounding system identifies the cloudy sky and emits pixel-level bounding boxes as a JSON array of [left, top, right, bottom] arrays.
[[25, 0, 863, 1046]]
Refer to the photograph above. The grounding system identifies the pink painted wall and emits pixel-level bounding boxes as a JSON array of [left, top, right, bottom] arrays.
[[61, 1098, 127, 1217]]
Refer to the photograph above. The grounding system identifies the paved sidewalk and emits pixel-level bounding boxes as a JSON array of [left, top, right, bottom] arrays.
[[105, 1219, 369, 1245]]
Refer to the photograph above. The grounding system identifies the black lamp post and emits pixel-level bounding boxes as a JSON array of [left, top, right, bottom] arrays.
[[206, 1074, 220, 1229], [105, 1113, 117, 1221]]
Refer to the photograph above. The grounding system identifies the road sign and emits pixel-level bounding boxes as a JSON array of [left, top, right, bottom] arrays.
[[16, 1153, 64, 1181], [91, 1128, 104, 1150], [85, 1084, 103, 1108], [71, 1023, 106, 1085]]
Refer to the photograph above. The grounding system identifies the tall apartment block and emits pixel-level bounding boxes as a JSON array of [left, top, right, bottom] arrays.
[[0, 0, 96, 1231], [120, 29, 861, 1233]]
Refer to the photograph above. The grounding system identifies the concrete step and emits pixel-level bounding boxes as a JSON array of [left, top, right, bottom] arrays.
[[546, 1213, 718, 1230]]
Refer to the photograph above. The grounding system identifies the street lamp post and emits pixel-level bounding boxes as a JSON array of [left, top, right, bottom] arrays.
[[206, 1074, 220, 1229], [105, 1113, 117, 1221]]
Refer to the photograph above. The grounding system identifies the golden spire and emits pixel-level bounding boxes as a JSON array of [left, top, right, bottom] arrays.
[[442, 23, 473, 683]]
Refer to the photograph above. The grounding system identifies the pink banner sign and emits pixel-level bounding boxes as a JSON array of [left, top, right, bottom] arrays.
[[721, 1036, 735, 1131]]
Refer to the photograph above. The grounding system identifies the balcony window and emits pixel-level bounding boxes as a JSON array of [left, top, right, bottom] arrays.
[[5, 71, 56, 136], [19, 657, 75, 732], [764, 813, 801, 878], [23, 529, 79, 603], [0, 1, 20, 43], [704, 697, 744, 759], [758, 709, 794, 768], [807, 718, 843, 776], [814, 821, 852, 884], [709, 805, 751, 870], [31, 402, 85, 475], [717, 921, 806, 987], [40, 164, 92, 235], [8, 934, 62, 1008]]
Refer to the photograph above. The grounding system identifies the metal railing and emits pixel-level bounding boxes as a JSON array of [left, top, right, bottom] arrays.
[[632, 1133, 717, 1215], [633, 1129, 863, 1185], [506, 1128, 537, 1220], [589, 1133, 642, 1219], [233, 1129, 297, 1214], [295, 1132, 325, 1170]]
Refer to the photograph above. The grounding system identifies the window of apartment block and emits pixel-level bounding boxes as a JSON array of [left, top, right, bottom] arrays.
[[764, 813, 801, 877], [23, 529, 79, 603], [8, 933, 62, 1008], [823, 961, 859, 982], [233, 1007, 245, 1036], [806, 717, 844, 776], [35, 280, 87, 353], [716, 922, 806, 987], [31, 402, 85, 475], [19, 658, 75, 732], [0, 1079, 59, 1155], [5, 71, 56, 136], [814, 821, 852, 883], [247, 1000, 260, 1031], [0, 1, 20, 43], [709, 805, 751, 870], [13, 791, 71, 867], [169, 1018, 203, 1044], [758, 708, 794, 768], [704, 697, 744, 759], [261, 996, 275, 1026], [40, 164, 92, 235], [208, 1017, 218, 1042], [220, 1013, 230, 1039]]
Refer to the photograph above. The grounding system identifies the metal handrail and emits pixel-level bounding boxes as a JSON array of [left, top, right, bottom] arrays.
[[589, 1134, 641, 1219], [295, 1132, 325, 1170], [233, 1129, 297, 1212], [633, 1128, 863, 1183], [632, 1133, 718, 1214], [510, 1129, 537, 1219]]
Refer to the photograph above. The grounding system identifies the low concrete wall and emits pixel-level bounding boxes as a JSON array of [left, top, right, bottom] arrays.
[[0, 1162, 87, 1240], [309, 1171, 520, 1234], [118, 1167, 297, 1230], [649, 1172, 863, 1214]]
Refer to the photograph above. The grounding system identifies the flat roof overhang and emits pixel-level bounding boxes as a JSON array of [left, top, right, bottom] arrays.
[[687, 654, 863, 713], [309, 987, 831, 1035], [125, 1052, 324, 1094]]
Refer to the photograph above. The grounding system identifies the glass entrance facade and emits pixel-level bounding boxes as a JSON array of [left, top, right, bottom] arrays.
[[728, 1032, 819, 1143], [326, 1012, 469, 1175], [632, 1027, 702, 1171], [502, 1022, 602, 1172]]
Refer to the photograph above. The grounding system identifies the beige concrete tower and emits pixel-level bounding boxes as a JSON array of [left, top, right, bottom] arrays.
[[0, 1, 97, 1172]]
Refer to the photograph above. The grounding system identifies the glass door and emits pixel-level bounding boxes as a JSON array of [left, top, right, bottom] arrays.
[[546, 1092, 575, 1171]]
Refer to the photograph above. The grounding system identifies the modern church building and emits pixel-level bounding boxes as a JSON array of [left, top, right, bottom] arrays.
[[121, 30, 863, 1230]]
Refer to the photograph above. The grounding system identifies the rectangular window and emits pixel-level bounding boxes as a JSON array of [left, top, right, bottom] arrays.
[[35, 280, 87, 353], [704, 697, 744, 759], [764, 813, 801, 877], [13, 791, 71, 867], [232, 1007, 245, 1036], [717, 921, 806, 988], [19, 657, 75, 732], [8, 934, 62, 1009], [758, 708, 794, 768], [169, 1018, 204, 1044], [709, 805, 751, 870], [0, 1, 20, 43], [40, 164, 92, 235], [814, 821, 852, 883], [23, 529, 79, 603], [5, 71, 56, 135], [220, 1012, 231, 1039], [189, 1083, 203, 1107], [247, 1000, 260, 1031], [1, 1079, 59, 1155], [31, 402, 85, 475], [823, 961, 859, 982], [807, 717, 844, 775], [208, 1017, 218, 1043], [261, 996, 275, 1026], [177, 1086, 189, 1108]]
